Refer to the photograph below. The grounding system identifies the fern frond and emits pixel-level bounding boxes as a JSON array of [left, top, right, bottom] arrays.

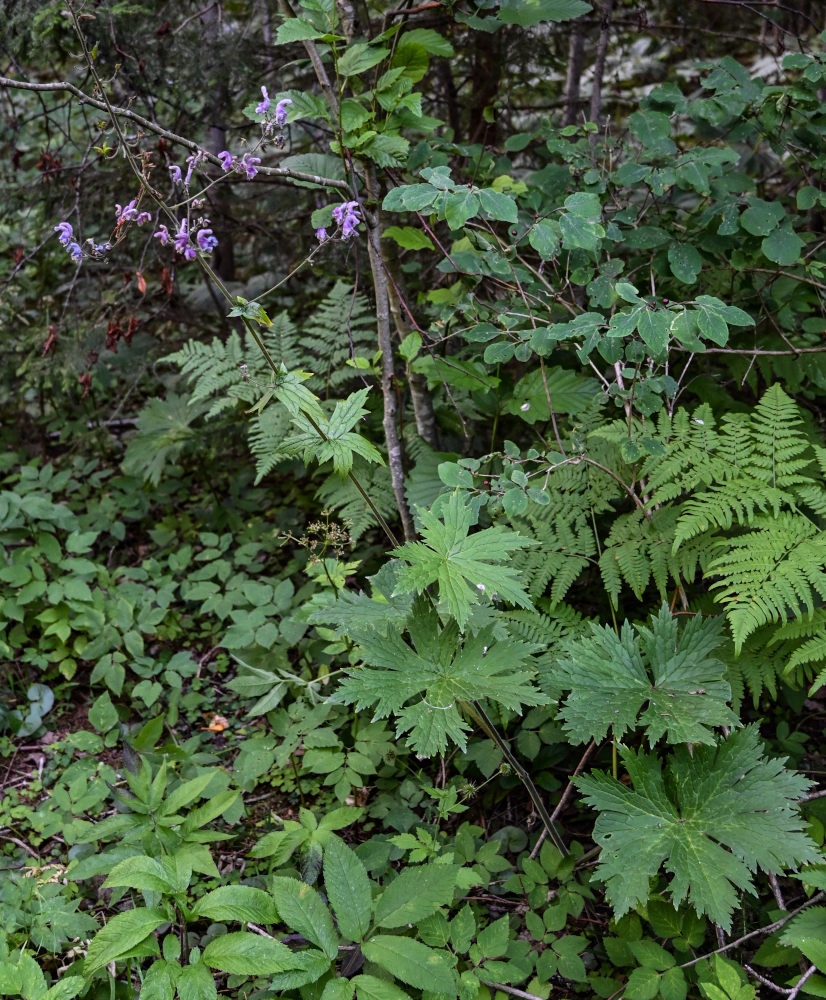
[[748, 383, 813, 488], [673, 478, 788, 551], [721, 631, 781, 709], [248, 404, 295, 483], [707, 513, 826, 652]]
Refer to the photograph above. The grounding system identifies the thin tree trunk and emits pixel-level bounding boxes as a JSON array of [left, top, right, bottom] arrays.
[[563, 24, 585, 127], [589, 0, 615, 127]]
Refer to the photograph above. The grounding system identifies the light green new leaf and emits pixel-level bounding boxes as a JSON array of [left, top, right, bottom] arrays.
[[576, 726, 818, 930], [339, 601, 545, 754], [288, 388, 384, 476], [201, 932, 302, 974], [362, 936, 455, 994], [374, 864, 458, 928], [556, 606, 738, 746], [84, 907, 169, 976], [270, 877, 339, 959], [191, 886, 278, 925], [392, 491, 535, 630], [323, 835, 372, 943]]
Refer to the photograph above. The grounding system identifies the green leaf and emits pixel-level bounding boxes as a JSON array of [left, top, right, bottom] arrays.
[[668, 243, 703, 284], [84, 908, 169, 975], [162, 772, 215, 817], [270, 877, 339, 959], [444, 190, 479, 230], [353, 975, 411, 1000], [762, 223, 804, 265], [176, 960, 217, 1000], [88, 691, 118, 732], [399, 27, 454, 56], [338, 42, 391, 75], [201, 932, 301, 974], [323, 835, 372, 942], [102, 856, 174, 894], [779, 907, 826, 971], [361, 936, 455, 994], [529, 219, 559, 259], [497, 0, 591, 26], [478, 188, 518, 223], [339, 602, 544, 755], [374, 864, 458, 928], [636, 309, 670, 356], [392, 491, 535, 630], [275, 18, 328, 44], [191, 886, 278, 925], [739, 197, 785, 236], [629, 110, 676, 156], [556, 607, 737, 746], [576, 727, 818, 930], [382, 226, 434, 251]]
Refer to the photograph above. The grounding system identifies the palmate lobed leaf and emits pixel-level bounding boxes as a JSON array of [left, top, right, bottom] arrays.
[[555, 606, 738, 746], [392, 491, 535, 630], [576, 726, 819, 930], [338, 600, 545, 755]]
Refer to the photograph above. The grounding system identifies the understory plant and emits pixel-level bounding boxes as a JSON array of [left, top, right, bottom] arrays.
[[3, 0, 826, 998]]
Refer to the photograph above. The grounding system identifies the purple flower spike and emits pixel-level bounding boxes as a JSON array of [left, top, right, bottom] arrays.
[[274, 98, 292, 126], [218, 150, 234, 171], [67, 242, 83, 262], [54, 221, 73, 246], [173, 220, 190, 255], [239, 153, 261, 180], [196, 228, 218, 252], [256, 86, 270, 115], [316, 227, 328, 242], [169, 165, 182, 185], [154, 225, 170, 245], [136, 211, 152, 225], [116, 199, 140, 224], [183, 246, 197, 261]]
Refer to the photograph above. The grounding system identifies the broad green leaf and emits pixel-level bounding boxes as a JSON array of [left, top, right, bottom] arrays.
[[140, 960, 179, 1000], [392, 491, 535, 629], [373, 864, 458, 928], [270, 877, 338, 959], [362, 936, 455, 994], [629, 110, 676, 156], [340, 602, 544, 755], [779, 907, 826, 971], [478, 188, 518, 223], [102, 856, 173, 894], [668, 243, 703, 284], [201, 932, 301, 974], [497, 0, 591, 26], [84, 908, 169, 975], [529, 219, 559, 259], [354, 974, 412, 1000], [382, 226, 434, 251], [762, 223, 804, 265], [444, 190, 479, 230], [338, 43, 391, 76], [275, 18, 328, 44], [44, 978, 85, 1000], [176, 960, 216, 1000], [559, 212, 604, 252], [739, 197, 784, 236], [576, 727, 818, 930], [323, 835, 372, 942], [400, 27, 454, 56], [162, 772, 215, 817], [556, 606, 737, 746], [191, 886, 278, 925], [636, 309, 670, 356]]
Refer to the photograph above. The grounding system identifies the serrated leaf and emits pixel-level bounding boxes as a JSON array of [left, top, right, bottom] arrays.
[[275, 18, 328, 43], [353, 974, 411, 1000], [392, 491, 535, 629], [323, 835, 372, 942], [374, 864, 458, 928], [779, 907, 826, 970], [191, 886, 278, 925], [84, 908, 168, 975], [362, 936, 455, 994], [338, 42, 391, 76], [201, 932, 301, 974], [382, 226, 434, 251], [102, 856, 174, 894], [270, 877, 339, 959], [576, 726, 818, 930], [556, 606, 737, 746], [176, 960, 216, 1000]]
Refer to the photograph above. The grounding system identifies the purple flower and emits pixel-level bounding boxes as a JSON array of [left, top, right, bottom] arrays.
[[54, 221, 73, 246], [173, 221, 190, 255], [183, 245, 197, 261], [196, 228, 218, 252], [116, 199, 140, 224], [136, 211, 152, 225], [238, 153, 261, 180], [67, 242, 83, 262], [217, 150, 234, 171], [154, 225, 170, 245], [169, 164, 182, 185], [274, 98, 292, 126], [256, 86, 270, 115], [316, 227, 328, 242], [184, 152, 201, 188], [332, 200, 361, 238]]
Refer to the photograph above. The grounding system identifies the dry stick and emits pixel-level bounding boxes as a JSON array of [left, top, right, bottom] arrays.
[[529, 740, 596, 859], [0, 76, 350, 193], [680, 891, 825, 969]]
